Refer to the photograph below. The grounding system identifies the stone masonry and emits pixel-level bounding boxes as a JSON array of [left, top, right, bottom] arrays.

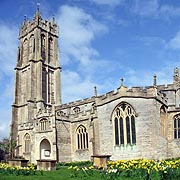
[[11, 9, 180, 164]]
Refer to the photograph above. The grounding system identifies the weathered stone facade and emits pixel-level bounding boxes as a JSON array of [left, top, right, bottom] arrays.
[[11, 10, 180, 164]]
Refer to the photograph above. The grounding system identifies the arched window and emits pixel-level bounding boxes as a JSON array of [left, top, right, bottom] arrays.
[[160, 106, 167, 137], [24, 133, 31, 152], [174, 114, 180, 139], [40, 139, 51, 159], [76, 125, 89, 150], [39, 119, 49, 131], [22, 39, 28, 64], [48, 37, 53, 63], [41, 34, 46, 59], [112, 102, 136, 146], [29, 35, 35, 58]]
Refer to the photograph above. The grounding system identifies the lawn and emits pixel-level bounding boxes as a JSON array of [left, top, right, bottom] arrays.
[[0, 167, 142, 180], [0, 167, 102, 180], [1, 159, 180, 180]]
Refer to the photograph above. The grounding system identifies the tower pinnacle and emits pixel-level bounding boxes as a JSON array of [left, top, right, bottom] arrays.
[[34, 2, 42, 21]]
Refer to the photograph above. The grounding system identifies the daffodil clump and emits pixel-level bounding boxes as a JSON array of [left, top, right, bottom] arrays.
[[68, 165, 95, 177], [0, 163, 37, 176], [67, 159, 180, 180], [105, 159, 180, 180]]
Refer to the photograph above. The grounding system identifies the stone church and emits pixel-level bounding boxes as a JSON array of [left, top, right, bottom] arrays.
[[11, 9, 180, 164]]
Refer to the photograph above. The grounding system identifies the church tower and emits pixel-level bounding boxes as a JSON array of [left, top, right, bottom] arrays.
[[11, 7, 61, 162]]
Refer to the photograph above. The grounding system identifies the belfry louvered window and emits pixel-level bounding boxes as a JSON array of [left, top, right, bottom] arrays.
[[113, 102, 136, 146], [76, 125, 89, 150]]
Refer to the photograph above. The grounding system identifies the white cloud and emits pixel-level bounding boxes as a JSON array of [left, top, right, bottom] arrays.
[[56, 5, 113, 102], [133, 0, 159, 17], [159, 5, 180, 19], [91, 0, 123, 6], [0, 23, 18, 75], [124, 60, 180, 88], [168, 31, 180, 50], [57, 5, 107, 65], [132, 0, 180, 19], [0, 23, 18, 139], [61, 70, 95, 102]]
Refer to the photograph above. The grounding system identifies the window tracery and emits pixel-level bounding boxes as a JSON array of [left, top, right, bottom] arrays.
[[76, 125, 89, 150], [39, 119, 49, 131], [112, 102, 136, 146]]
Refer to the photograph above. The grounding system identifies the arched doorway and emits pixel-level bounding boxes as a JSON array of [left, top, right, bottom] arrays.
[[40, 139, 51, 159]]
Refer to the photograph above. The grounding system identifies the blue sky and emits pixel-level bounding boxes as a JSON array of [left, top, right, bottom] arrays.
[[1, 0, 180, 139]]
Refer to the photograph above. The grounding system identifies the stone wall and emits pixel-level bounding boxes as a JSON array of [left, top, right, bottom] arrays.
[[56, 120, 71, 162]]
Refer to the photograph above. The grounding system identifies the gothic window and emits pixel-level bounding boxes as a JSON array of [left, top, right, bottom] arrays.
[[21, 69, 27, 103], [160, 106, 167, 137], [174, 114, 180, 139], [76, 125, 89, 150], [42, 67, 47, 103], [48, 70, 54, 103], [48, 37, 53, 63], [24, 133, 31, 152], [39, 119, 49, 131], [29, 35, 35, 58], [22, 39, 28, 64], [112, 102, 136, 146], [41, 34, 46, 59]]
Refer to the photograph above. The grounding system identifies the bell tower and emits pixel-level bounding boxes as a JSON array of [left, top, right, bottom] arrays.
[[11, 7, 61, 158]]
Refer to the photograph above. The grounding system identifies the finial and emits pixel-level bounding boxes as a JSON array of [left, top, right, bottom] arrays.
[[153, 74, 157, 87], [94, 86, 97, 97], [174, 67, 180, 83], [52, 15, 55, 25], [121, 78, 124, 86], [24, 15, 27, 22], [34, 2, 42, 22], [37, 2, 40, 12]]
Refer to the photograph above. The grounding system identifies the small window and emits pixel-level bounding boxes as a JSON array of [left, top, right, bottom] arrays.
[[24, 133, 31, 152], [40, 119, 49, 131]]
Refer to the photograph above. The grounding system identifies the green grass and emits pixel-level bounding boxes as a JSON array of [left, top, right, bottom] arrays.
[[0, 167, 145, 180], [1, 166, 180, 180], [0, 167, 102, 180]]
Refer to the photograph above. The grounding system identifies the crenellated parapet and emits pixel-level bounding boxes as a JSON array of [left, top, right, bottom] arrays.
[[55, 97, 96, 122], [95, 85, 167, 106], [56, 97, 95, 110], [19, 122, 34, 131], [19, 10, 58, 39], [36, 106, 53, 119]]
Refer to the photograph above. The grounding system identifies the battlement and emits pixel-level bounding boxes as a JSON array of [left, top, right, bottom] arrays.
[[96, 85, 167, 106], [56, 107, 95, 122], [56, 97, 95, 110], [19, 122, 34, 131], [19, 11, 58, 38], [157, 83, 177, 91]]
